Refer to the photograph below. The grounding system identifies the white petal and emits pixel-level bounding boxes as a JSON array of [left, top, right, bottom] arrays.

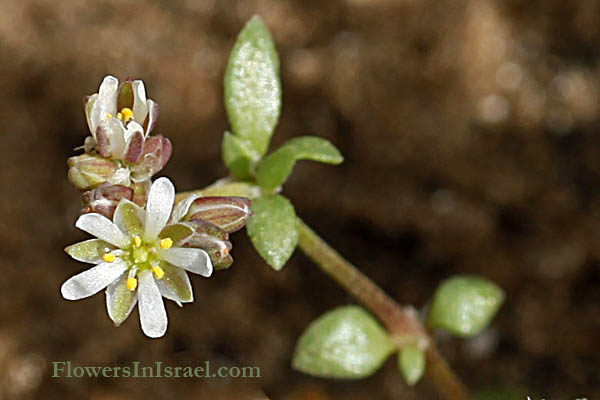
[[169, 194, 201, 224], [124, 121, 144, 144], [137, 270, 167, 338], [132, 80, 149, 125], [107, 167, 131, 186], [145, 99, 159, 136], [159, 248, 213, 277], [143, 177, 175, 241], [75, 213, 129, 248], [90, 76, 118, 133], [61, 260, 128, 300], [84, 94, 98, 136], [107, 118, 127, 158]]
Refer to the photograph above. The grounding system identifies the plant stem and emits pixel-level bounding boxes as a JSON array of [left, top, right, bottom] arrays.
[[296, 218, 471, 400], [296, 219, 425, 341], [178, 184, 470, 400]]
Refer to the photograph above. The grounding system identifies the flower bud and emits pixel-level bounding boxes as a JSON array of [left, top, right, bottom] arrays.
[[67, 154, 117, 191], [130, 135, 172, 183], [81, 183, 134, 218], [131, 181, 150, 207], [185, 219, 234, 270], [186, 196, 252, 233]]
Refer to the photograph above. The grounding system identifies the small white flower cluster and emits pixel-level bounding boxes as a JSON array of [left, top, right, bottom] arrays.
[[63, 76, 252, 339]]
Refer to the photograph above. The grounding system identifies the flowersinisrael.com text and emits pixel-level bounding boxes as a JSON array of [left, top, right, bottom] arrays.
[[51, 361, 260, 379]]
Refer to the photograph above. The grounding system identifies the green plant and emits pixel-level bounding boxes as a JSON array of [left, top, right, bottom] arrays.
[[182, 15, 505, 400], [62, 15, 506, 400]]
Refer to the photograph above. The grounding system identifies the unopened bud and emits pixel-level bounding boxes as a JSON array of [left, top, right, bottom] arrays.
[[184, 219, 234, 270], [131, 181, 150, 207], [130, 135, 172, 183], [186, 196, 252, 233], [67, 154, 117, 191], [81, 183, 134, 218]]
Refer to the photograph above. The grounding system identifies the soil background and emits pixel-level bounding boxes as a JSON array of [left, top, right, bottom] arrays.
[[0, 0, 598, 399]]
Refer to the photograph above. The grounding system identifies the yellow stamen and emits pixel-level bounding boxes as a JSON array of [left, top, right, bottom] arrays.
[[126, 277, 138, 291], [223, 248, 230, 255], [105, 113, 113, 121], [160, 238, 173, 250], [152, 266, 165, 279], [102, 253, 116, 263], [132, 235, 142, 248], [120, 107, 134, 122]]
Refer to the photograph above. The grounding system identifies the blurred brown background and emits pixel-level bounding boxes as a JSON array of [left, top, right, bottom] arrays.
[[0, 0, 598, 399]]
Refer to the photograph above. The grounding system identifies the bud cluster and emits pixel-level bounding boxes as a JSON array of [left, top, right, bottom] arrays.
[[68, 76, 172, 216], [66, 76, 253, 270], [62, 76, 253, 338]]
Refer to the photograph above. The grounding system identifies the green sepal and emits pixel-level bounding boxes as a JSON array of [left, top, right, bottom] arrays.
[[158, 223, 194, 246], [158, 262, 193, 303], [106, 274, 137, 326], [113, 199, 144, 237], [65, 239, 115, 264]]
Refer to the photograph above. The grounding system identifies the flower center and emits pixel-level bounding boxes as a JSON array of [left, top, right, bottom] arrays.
[[117, 107, 134, 122], [102, 234, 173, 291], [132, 246, 149, 263], [104, 108, 134, 124]]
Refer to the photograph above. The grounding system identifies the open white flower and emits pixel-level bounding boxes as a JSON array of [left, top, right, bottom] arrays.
[[61, 177, 212, 338], [85, 75, 159, 157], [80, 76, 170, 186]]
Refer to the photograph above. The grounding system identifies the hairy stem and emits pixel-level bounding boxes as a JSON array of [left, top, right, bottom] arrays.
[[296, 218, 471, 400]]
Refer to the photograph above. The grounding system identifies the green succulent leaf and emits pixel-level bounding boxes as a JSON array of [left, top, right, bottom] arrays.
[[398, 345, 426, 386], [224, 15, 281, 157], [292, 305, 395, 379], [222, 132, 258, 180], [256, 136, 344, 191], [427, 275, 505, 338], [246, 194, 298, 270]]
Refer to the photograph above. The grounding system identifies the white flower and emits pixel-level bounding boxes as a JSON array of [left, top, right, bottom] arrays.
[[82, 76, 168, 184], [61, 177, 212, 338], [85, 75, 159, 156]]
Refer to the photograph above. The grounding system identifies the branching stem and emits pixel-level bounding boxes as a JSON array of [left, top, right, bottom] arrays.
[[178, 184, 471, 400], [296, 219, 471, 400]]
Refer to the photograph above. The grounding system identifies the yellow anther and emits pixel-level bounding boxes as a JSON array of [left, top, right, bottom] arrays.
[[160, 237, 173, 250], [102, 253, 116, 263], [152, 266, 165, 279], [117, 112, 123, 120], [126, 277, 138, 291], [132, 235, 142, 248], [120, 107, 134, 122], [105, 113, 113, 121]]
